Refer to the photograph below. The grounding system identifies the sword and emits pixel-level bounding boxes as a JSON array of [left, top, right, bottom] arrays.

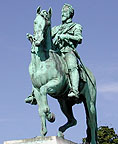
[[74, 50, 96, 90]]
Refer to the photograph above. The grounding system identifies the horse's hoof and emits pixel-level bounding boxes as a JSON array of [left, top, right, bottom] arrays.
[[47, 113, 55, 123], [41, 129, 47, 136], [57, 131, 64, 138]]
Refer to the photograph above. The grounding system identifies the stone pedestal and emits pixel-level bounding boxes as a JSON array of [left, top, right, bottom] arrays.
[[4, 136, 77, 144]]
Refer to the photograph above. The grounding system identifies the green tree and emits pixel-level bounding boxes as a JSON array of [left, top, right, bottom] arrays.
[[97, 126, 118, 144], [82, 126, 118, 144]]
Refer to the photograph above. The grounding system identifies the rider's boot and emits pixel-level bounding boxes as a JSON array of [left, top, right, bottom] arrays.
[[68, 67, 80, 98]]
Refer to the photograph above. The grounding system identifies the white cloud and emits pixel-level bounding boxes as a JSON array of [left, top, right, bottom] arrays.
[[98, 82, 118, 93]]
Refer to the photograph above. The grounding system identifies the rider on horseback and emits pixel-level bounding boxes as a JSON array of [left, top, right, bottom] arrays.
[[52, 4, 83, 98], [25, 4, 83, 104]]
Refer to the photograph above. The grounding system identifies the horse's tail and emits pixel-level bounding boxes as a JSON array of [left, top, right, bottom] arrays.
[[85, 67, 97, 92], [83, 67, 98, 143]]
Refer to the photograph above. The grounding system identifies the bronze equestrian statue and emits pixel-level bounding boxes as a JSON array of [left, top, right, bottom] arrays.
[[25, 4, 97, 144]]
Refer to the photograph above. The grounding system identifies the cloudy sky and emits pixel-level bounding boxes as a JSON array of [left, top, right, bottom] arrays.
[[0, 0, 118, 143]]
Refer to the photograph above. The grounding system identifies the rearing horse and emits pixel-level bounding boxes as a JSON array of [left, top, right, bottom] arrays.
[[25, 7, 97, 144]]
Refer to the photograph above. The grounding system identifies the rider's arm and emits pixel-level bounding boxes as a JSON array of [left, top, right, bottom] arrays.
[[60, 24, 83, 44], [51, 26, 60, 39], [71, 24, 83, 44]]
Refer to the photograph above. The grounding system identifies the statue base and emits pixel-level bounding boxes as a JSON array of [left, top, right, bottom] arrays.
[[4, 136, 77, 144]]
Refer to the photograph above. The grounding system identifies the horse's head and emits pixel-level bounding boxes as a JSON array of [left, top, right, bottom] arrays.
[[34, 6, 52, 46]]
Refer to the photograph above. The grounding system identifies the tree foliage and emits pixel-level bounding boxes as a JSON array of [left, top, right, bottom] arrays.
[[82, 126, 118, 144], [97, 126, 118, 144]]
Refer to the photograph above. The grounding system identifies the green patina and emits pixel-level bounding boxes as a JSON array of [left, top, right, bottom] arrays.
[[25, 4, 97, 144]]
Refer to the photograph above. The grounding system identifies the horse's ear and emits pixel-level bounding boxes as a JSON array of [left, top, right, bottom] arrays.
[[37, 6, 41, 14], [48, 7, 52, 17]]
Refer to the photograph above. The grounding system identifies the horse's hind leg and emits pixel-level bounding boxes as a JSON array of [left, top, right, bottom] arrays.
[[58, 98, 77, 137], [83, 89, 97, 144]]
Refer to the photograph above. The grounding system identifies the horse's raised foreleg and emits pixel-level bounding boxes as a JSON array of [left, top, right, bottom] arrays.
[[33, 87, 48, 136], [83, 88, 97, 144], [34, 79, 61, 136], [57, 98, 77, 138], [39, 78, 63, 122]]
